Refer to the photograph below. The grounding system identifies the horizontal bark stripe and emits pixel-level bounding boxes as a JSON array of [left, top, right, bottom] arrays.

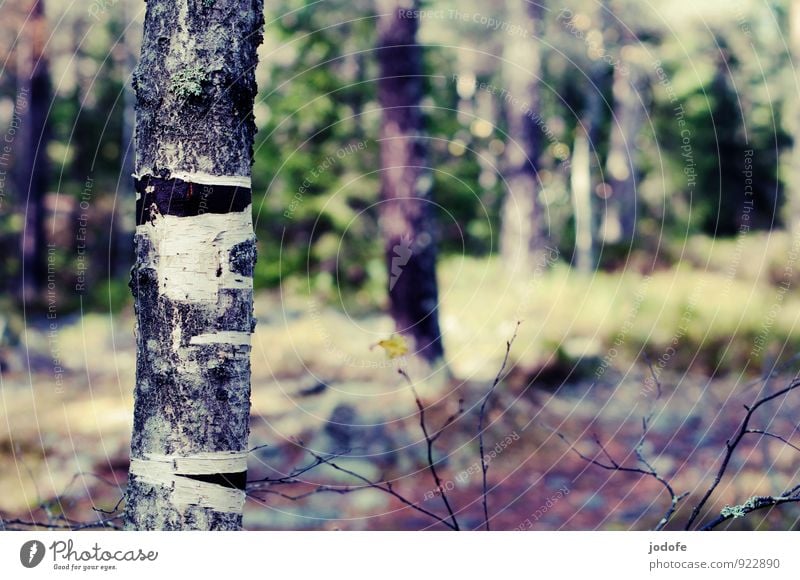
[[189, 331, 252, 346], [135, 175, 251, 225], [159, 172, 251, 188], [129, 453, 248, 512]]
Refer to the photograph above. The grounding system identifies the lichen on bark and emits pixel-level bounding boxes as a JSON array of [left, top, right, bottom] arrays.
[[125, 0, 263, 531], [131, 0, 264, 179]]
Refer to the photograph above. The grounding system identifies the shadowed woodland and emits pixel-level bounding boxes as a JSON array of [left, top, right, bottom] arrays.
[[1, 0, 800, 530]]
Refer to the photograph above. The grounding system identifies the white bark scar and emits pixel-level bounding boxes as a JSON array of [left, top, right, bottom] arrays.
[[132, 172, 251, 188], [189, 331, 252, 346], [129, 452, 247, 513], [137, 206, 254, 302]]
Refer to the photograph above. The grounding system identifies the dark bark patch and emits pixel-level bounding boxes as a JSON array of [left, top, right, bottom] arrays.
[[176, 470, 247, 491], [135, 176, 251, 225], [228, 239, 256, 277]]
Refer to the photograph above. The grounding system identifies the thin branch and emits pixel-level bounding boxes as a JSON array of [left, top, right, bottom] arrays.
[[700, 482, 800, 531], [477, 320, 520, 531], [685, 378, 800, 530], [92, 494, 125, 516], [303, 447, 457, 530], [557, 432, 688, 531], [0, 470, 126, 531], [593, 433, 620, 468], [249, 484, 370, 502], [744, 429, 800, 454], [247, 451, 348, 487], [0, 514, 122, 531], [398, 368, 460, 531], [430, 398, 465, 444]]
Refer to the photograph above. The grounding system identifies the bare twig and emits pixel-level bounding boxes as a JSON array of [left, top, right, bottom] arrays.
[[0, 470, 126, 531], [684, 378, 800, 530], [1, 513, 122, 531], [557, 432, 688, 531], [476, 321, 520, 531], [430, 398, 465, 444], [700, 483, 800, 531], [743, 429, 800, 454], [247, 451, 348, 488], [303, 447, 458, 530], [398, 368, 460, 531], [249, 484, 371, 502], [556, 365, 687, 531], [92, 494, 125, 516]]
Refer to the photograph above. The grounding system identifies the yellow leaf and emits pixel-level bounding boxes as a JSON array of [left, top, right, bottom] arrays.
[[375, 335, 409, 359]]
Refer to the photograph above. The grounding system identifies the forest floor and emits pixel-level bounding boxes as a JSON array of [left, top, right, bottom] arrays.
[[2, 251, 800, 530]]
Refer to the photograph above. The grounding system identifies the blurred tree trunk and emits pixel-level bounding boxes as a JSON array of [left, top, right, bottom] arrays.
[[110, 3, 139, 279], [500, 0, 546, 274], [124, 0, 263, 531], [580, 2, 611, 269], [788, 0, 800, 234], [16, 0, 50, 306], [376, 0, 444, 363], [601, 25, 645, 245], [571, 128, 593, 273]]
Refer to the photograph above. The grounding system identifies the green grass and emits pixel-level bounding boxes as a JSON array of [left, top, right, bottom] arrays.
[[436, 249, 800, 378]]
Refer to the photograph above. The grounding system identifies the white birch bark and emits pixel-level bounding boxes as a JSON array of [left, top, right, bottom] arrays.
[[124, 0, 264, 531]]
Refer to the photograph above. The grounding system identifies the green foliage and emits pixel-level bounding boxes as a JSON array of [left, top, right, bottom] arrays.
[[1, 0, 797, 319]]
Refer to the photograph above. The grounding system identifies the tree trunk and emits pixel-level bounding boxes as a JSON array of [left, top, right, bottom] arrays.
[[601, 30, 645, 245], [17, 0, 50, 306], [124, 0, 263, 531], [788, 0, 800, 234], [376, 0, 444, 364], [571, 128, 593, 273], [500, 0, 546, 274], [110, 3, 139, 279]]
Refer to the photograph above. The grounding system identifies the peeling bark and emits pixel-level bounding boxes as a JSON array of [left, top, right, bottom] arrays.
[[124, 0, 263, 531], [376, 0, 444, 363]]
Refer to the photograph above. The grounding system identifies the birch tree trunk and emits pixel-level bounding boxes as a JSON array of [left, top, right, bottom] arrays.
[[124, 0, 263, 531], [376, 0, 444, 364], [500, 0, 546, 274]]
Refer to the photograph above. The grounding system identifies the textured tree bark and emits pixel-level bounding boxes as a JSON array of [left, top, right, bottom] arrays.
[[376, 0, 444, 364], [124, 0, 263, 531], [499, 0, 546, 274], [17, 0, 50, 305]]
